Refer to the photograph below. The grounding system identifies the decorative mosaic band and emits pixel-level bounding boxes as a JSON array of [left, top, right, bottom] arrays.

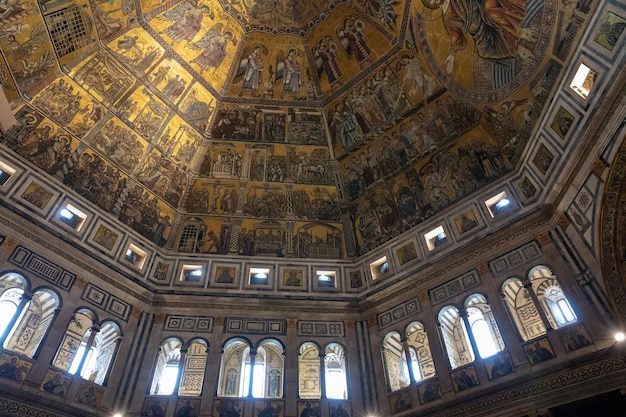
[[164, 315, 214, 332], [488, 241, 543, 274], [224, 318, 286, 335], [298, 321, 345, 337], [81, 283, 132, 321], [9, 246, 76, 291], [377, 298, 420, 329], [429, 270, 482, 306]]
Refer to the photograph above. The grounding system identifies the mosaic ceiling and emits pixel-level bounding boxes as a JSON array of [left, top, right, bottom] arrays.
[[0, 0, 593, 258]]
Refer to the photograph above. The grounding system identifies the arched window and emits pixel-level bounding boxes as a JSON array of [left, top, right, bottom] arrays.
[[438, 305, 474, 369], [0, 272, 29, 343], [71, 321, 121, 384], [150, 337, 182, 395], [178, 338, 209, 396], [465, 294, 505, 358], [325, 343, 348, 399], [382, 331, 410, 391], [255, 339, 284, 398], [502, 277, 546, 341], [4, 288, 59, 358], [53, 311, 121, 386], [529, 265, 577, 328], [217, 338, 249, 397], [0, 287, 23, 341], [298, 342, 321, 399], [53, 309, 96, 373], [405, 321, 436, 381]]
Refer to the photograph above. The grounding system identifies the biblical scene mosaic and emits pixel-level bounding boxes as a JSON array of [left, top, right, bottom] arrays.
[[0, 0, 595, 256]]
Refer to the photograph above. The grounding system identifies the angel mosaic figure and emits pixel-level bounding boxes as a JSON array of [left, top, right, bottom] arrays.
[[190, 23, 237, 74], [158, 1, 213, 46], [236, 44, 268, 97], [337, 16, 371, 64], [276, 47, 302, 98], [313, 36, 342, 86]]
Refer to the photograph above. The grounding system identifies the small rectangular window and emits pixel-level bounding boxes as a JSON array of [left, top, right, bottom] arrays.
[[316, 270, 336, 288], [485, 191, 513, 218], [425, 226, 447, 251], [180, 265, 203, 282], [249, 267, 270, 285], [57, 203, 87, 231], [0, 161, 16, 185], [370, 256, 389, 280], [569, 63, 596, 99], [125, 243, 147, 269]]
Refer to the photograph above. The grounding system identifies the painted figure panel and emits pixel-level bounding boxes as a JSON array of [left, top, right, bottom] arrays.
[[2, 106, 76, 175], [0, 353, 32, 383], [70, 51, 134, 106], [287, 109, 327, 145]]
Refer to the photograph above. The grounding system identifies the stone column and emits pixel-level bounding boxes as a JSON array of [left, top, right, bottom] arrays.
[[247, 348, 257, 398], [173, 346, 188, 396], [75, 325, 100, 377]]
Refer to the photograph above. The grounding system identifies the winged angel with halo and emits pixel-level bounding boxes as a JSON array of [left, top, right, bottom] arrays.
[[190, 23, 237, 74], [275, 47, 303, 99], [158, 0, 214, 46], [234, 44, 268, 97]]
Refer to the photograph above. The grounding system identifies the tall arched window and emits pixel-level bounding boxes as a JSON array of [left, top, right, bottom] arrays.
[[0, 287, 23, 341], [150, 337, 182, 395], [77, 321, 122, 385], [53, 311, 121, 386], [4, 288, 59, 358], [438, 305, 474, 369], [465, 294, 505, 358], [217, 338, 250, 397], [529, 265, 577, 328], [298, 342, 321, 399], [325, 343, 348, 399], [0, 272, 29, 343], [253, 339, 284, 398], [53, 309, 96, 373], [178, 338, 209, 396], [502, 277, 546, 341], [405, 321, 436, 381], [382, 331, 410, 391]]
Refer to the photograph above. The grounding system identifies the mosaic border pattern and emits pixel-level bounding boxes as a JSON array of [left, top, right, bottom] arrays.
[[9, 246, 75, 290]]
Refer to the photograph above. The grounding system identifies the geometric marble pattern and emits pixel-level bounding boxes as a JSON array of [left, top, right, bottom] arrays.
[[429, 271, 481, 306], [225, 318, 286, 335], [298, 321, 344, 337], [377, 298, 420, 329], [9, 245, 76, 291], [488, 241, 543, 275], [164, 316, 214, 332], [81, 283, 132, 321]]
